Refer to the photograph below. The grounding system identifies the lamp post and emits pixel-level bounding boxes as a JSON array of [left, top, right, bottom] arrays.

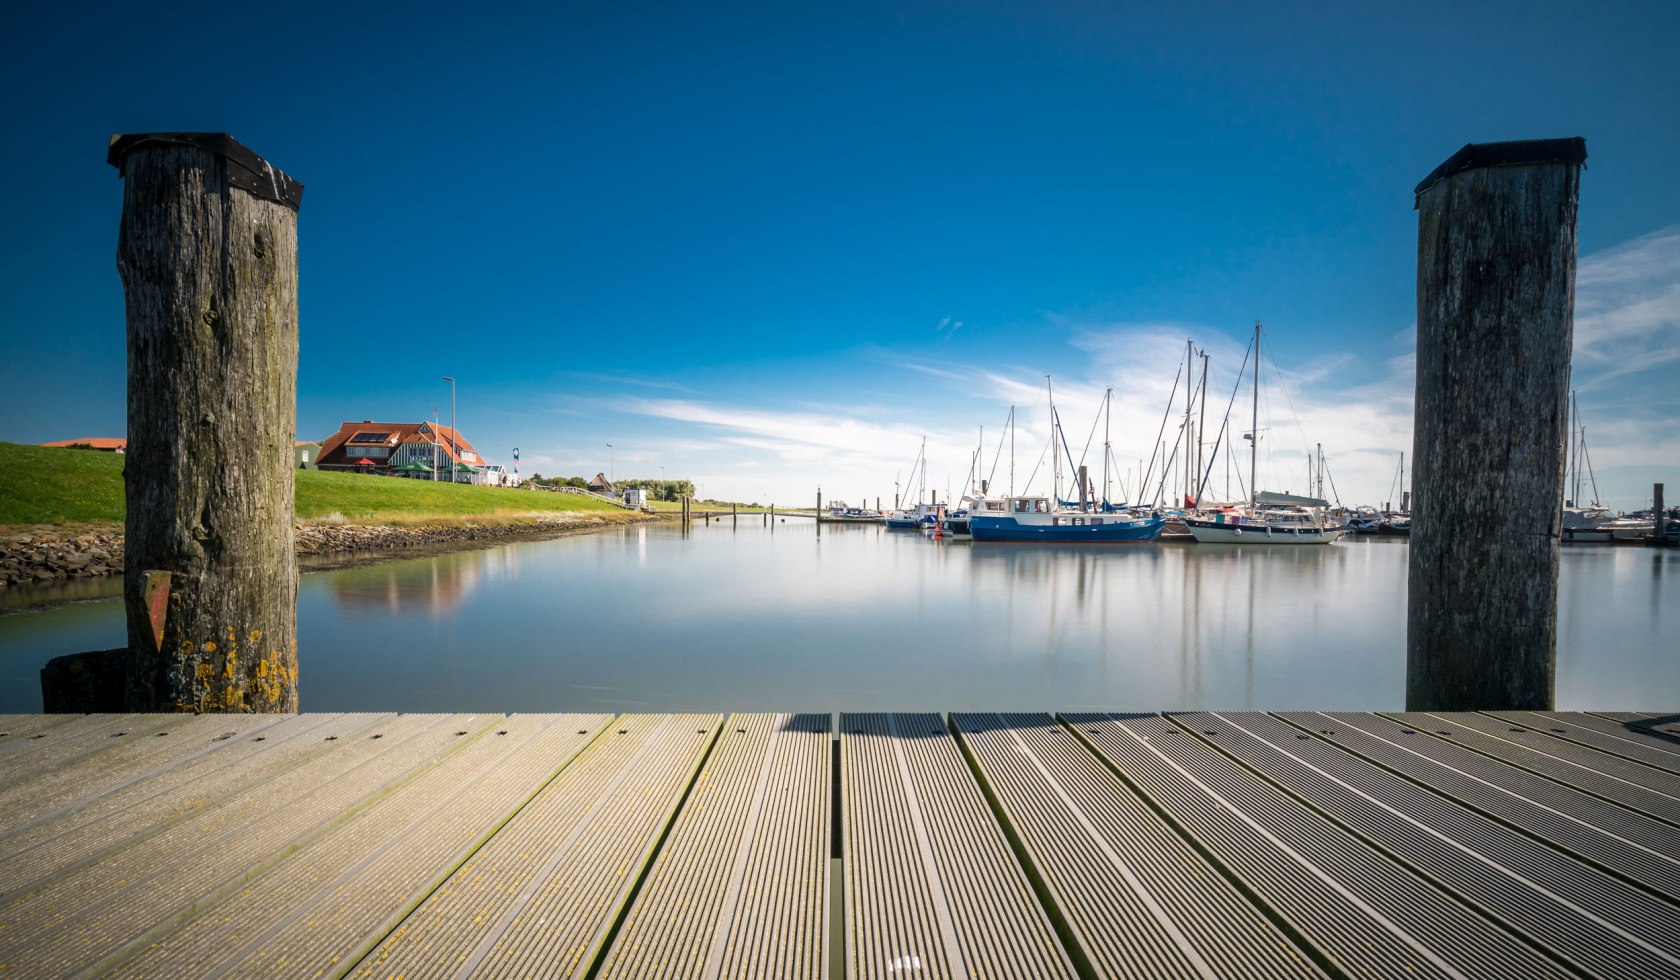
[[442, 376, 456, 482], [607, 442, 614, 484]]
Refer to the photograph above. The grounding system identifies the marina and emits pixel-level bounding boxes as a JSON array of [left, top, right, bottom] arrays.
[[4, 522, 1677, 716], [1, 707, 1677, 977]]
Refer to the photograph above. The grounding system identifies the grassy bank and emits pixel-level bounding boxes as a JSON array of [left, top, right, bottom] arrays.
[[0, 442, 636, 529]]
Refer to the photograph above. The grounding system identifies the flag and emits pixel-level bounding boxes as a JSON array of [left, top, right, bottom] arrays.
[[513, 447, 519, 474]]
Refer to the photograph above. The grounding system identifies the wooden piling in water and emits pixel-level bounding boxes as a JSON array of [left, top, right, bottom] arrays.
[[1655, 483, 1667, 544], [88, 133, 305, 713], [1407, 137, 1586, 712]]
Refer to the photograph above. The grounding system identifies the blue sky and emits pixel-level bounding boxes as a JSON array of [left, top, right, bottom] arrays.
[[3, 1, 1677, 509]]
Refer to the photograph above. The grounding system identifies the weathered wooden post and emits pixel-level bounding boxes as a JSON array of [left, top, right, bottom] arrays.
[[113, 133, 302, 712], [1655, 484, 1667, 544], [1408, 137, 1586, 711]]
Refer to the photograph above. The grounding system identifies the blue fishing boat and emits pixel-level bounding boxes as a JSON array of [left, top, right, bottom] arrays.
[[970, 496, 1165, 542]]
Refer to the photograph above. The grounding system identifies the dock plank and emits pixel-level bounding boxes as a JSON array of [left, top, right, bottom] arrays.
[[350, 713, 718, 980], [0, 713, 177, 784], [1496, 711, 1680, 771], [957, 712, 1324, 980], [0, 712, 284, 830], [1292, 711, 1680, 898], [0, 713, 487, 976], [1388, 712, 1680, 824], [0, 714, 379, 894], [0, 708, 1673, 979], [842, 713, 1074, 980], [1068, 713, 1572, 980], [1196, 711, 1680, 978], [599, 712, 829, 980], [107, 713, 612, 978]]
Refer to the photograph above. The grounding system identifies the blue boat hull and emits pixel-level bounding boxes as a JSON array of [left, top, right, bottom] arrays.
[[969, 515, 1165, 542]]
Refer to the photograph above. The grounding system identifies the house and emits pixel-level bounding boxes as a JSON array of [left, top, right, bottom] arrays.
[[588, 472, 615, 494], [41, 437, 126, 453], [295, 440, 321, 469], [316, 420, 493, 482]]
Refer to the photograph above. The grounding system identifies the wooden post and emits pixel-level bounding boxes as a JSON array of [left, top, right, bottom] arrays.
[[1408, 137, 1586, 711], [1655, 484, 1666, 544], [112, 133, 303, 712]]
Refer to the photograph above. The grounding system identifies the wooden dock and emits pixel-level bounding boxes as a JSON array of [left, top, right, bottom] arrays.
[[1, 710, 1677, 978]]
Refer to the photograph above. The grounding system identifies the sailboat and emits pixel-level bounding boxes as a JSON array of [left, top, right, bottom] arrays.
[[1184, 322, 1344, 545], [970, 377, 1166, 542], [884, 438, 942, 529]]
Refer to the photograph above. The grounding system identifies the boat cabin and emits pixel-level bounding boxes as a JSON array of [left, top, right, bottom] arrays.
[[1008, 497, 1051, 515]]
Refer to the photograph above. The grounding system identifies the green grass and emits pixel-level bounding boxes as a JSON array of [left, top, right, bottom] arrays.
[[0, 442, 631, 529], [0, 442, 126, 525]]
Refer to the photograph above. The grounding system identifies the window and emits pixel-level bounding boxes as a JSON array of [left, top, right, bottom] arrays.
[[350, 432, 393, 444], [1033, 500, 1048, 513], [346, 446, 390, 458]]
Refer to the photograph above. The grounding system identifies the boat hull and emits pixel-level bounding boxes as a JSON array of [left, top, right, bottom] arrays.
[[1183, 517, 1344, 545], [969, 515, 1165, 542]]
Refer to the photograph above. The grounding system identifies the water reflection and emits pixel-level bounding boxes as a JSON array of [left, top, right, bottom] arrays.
[[0, 526, 1674, 713]]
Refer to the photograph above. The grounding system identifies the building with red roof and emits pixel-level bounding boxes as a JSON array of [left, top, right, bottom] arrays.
[[316, 420, 495, 481]]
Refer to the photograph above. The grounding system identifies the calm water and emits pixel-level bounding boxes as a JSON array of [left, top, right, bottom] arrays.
[[2, 521, 1675, 713]]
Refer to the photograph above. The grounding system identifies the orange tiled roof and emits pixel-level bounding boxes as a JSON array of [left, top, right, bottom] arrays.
[[317, 421, 483, 466]]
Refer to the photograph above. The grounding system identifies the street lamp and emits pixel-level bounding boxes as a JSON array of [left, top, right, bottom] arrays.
[[606, 442, 614, 483], [442, 376, 456, 483]]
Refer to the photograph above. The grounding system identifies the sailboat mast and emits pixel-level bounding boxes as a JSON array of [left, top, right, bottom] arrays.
[[1009, 405, 1015, 496], [1196, 349, 1208, 504], [1046, 375, 1058, 500], [1250, 321, 1261, 509], [1103, 387, 1112, 507]]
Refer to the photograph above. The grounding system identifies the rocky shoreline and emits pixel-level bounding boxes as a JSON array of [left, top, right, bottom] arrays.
[[1, 514, 661, 589]]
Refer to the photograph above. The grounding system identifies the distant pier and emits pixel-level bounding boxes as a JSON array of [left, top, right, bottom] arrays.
[[2, 708, 1677, 977]]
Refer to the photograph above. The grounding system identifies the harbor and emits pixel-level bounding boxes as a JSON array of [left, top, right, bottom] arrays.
[[2, 706, 1678, 978]]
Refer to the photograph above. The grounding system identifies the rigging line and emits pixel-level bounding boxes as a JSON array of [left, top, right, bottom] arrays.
[[1258, 323, 1316, 459], [985, 406, 1013, 493], [1139, 358, 1185, 502], [1322, 457, 1345, 509], [1074, 391, 1104, 474], [1054, 407, 1085, 500], [1152, 435, 1185, 506], [1194, 333, 1256, 503], [1020, 440, 1050, 497]]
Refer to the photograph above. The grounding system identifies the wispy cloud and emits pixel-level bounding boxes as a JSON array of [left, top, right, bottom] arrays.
[[1573, 224, 1680, 386], [936, 316, 963, 336], [557, 370, 694, 393]]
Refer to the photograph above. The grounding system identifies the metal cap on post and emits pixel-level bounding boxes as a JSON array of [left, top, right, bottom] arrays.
[[1408, 137, 1586, 712]]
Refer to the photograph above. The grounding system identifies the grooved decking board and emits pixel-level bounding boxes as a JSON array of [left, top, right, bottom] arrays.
[[104, 713, 611, 977], [0, 713, 86, 741], [955, 712, 1323, 980], [1289, 711, 1680, 899], [0, 710, 1674, 979], [0, 713, 367, 877], [1592, 712, 1680, 753], [842, 713, 1075, 980], [350, 713, 719, 980], [1387, 712, 1680, 824], [0, 713, 490, 976], [1066, 713, 1571, 980], [0, 712, 285, 830], [1192, 711, 1680, 979], [0, 714, 179, 784], [598, 712, 830, 980], [1496, 711, 1680, 771]]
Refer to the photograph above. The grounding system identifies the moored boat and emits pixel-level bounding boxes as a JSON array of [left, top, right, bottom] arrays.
[[970, 496, 1165, 542], [1184, 491, 1345, 544], [1183, 323, 1343, 546]]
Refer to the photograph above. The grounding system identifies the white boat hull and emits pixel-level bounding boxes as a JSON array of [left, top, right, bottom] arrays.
[[1184, 518, 1343, 545]]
